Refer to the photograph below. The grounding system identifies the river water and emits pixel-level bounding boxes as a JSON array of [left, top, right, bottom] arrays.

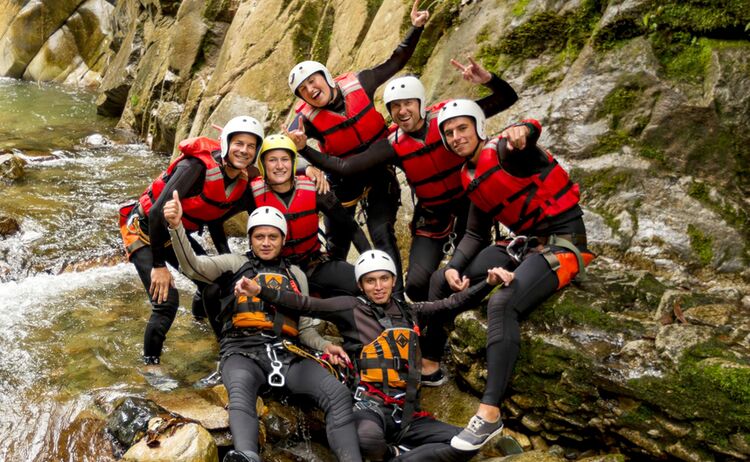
[[0, 78, 221, 461]]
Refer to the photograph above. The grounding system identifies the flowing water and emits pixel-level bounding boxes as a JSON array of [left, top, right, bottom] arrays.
[[0, 78, 222, 461]]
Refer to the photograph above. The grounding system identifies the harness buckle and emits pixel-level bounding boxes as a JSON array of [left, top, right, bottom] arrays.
[[266, 343, 285, 387], [506, 235, 528, 263], [391, 404, 403, 424], [353, 386, 366, 402]]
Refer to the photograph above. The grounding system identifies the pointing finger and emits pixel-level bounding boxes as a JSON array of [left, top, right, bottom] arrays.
[[412, 0, 420, 16], [450, 59, 466, 71]]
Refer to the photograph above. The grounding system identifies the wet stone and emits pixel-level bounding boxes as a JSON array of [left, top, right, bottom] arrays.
[[0, 154, 26, 180], [683, 304, 735, 327], [730, 433, 750, 455], [0, 216, 20, 236], [106, 397, 168, 448], [122, 418, 218, 462], [666, 441, 716, 462]]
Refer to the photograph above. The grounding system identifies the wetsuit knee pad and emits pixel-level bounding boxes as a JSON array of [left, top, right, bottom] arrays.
[[356, 418, 387, 460], [486, 287, 520, 347], [317, 374, 354, 427]]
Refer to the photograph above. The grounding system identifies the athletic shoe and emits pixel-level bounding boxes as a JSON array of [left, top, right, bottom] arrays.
[[420, 368, 447, 387], [141, 366, 179, 392], [450, 415, 504, 451]]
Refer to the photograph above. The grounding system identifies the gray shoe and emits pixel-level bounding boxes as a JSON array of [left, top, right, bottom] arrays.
[[450, 415, 504, 451], [420, 368, 447, 387], [194, 370, 222, 389]]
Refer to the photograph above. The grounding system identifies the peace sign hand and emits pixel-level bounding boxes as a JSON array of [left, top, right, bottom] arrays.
[[411, 0, 430, 27], [450, 56, 492, 85]]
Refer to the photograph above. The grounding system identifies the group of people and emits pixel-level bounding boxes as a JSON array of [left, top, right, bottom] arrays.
[[118, 2, 594, 460]]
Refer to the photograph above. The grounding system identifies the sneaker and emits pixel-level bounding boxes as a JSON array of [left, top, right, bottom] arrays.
[[194, 370, 222, 389], [420, 368, 447, 387], [450, 415, 504, 451]]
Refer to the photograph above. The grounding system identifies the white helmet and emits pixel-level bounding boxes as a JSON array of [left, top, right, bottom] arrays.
[[247, 206, 287, 237], [354, 250, 397, 282], [437, 99, 487, 150], [288, 60, 335, 96], [220, 115, 265, 160], [383, 76, 426, 119]]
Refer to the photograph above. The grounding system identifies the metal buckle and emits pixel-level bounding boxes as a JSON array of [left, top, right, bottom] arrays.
[[506, 235, 528, 263], [442, 232, 457, 255], [392, 357, 402, 371], [353, 386, 365, 402], [266, 343, 285, 387], [391, 404, 403, 424]]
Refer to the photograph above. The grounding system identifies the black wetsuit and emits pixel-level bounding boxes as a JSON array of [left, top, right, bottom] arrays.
[[130, 156, 254, 361], [288, 26, 425, 299], [299, 74, 518, 301], [257, 281, 495, 461], [424, 124, 591, 407]]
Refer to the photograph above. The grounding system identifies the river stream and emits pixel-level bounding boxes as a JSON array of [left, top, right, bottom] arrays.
[[0, 78, 222, 461]]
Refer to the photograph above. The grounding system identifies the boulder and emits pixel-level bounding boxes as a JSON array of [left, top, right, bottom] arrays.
[[106, 397, 168, 448], [122, 417, 218, 462], [0, 216, 20, 236], [0, 153, 27, 180]]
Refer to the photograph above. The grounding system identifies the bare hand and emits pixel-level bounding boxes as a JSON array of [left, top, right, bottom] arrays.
[[149, 266, 174, 304], [323, 343, 351, 367], [286, 121, 307, 151], [411, 0, 430, 27], [234, 276, 261, 298], [501, 124, 530, 152], [450, 56, 492, 85], [486, 267, 515, 286], [305, 165, 330, 194], [444, 268, 469, 292], [163, 190, 183, 229]]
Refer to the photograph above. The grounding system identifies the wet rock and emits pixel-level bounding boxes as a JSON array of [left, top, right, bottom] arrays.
[[83, 134, 113, 146], [730, 433, 750, 455], [262, 400, 300, 442], [122, 417, 218, 462], [530, 435, 549, 451], [150, 101, 184, 153], [485, 450, 566, 462], [0, 154, 26, 180], [0, 216, 20, 236], [522, 414, 544, 433], [264, 441, 335, 462], [665, 441, 715, 462], [654, 324, 714, 363], [151, 390, 228, 430], [579, 455, 626, 462], [682, 304, 735, 327], [106, 397, 168, 448]]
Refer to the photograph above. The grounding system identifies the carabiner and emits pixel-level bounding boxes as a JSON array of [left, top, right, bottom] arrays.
[[266, 343, 285, 387], [442, 232, 457, 255], [506, 235, 528, 263]]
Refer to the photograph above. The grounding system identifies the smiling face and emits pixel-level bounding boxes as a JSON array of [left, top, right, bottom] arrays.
[[441, 116, 481, 162], [262, 149, 294, 187], [297, 72, 333, 108], [249, 225, 283, 260], [358, 270, 395, 305], [389, 98, 424, 133], [226, 133, 259, 169]]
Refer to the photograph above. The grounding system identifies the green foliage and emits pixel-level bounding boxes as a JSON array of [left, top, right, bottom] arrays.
[[597, 85, 644, 129], [129, 94, 140, 108], [687, 223, 714, 266]]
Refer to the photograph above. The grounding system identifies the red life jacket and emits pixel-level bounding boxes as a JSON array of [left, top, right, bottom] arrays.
[[250, 176, 321, 263], [461, 137, 580, 234], [388, 102, 465, 207], [139, 137, 248, 232], [294, 72, 387, 157]]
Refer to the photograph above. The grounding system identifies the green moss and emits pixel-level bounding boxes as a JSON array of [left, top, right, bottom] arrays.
[[628, 340, 750, 438], [639, 145, 665, 163], [687, 224, 713, 266], [617, 403, 657, 430], [573, 167, 634, 197], [353, 0, 385, 50], [590, 130, 631, 157], [293, 2, 335, 62], [688, 180, 750, 243], [597, 85, 644, 130], [512, 0, 531, 17], [529, 290, 644, 334], [454, 314, 488, 353], [403, 0, 461, 74], [129, 94, 140, 108], [655, 34, 713, 84]]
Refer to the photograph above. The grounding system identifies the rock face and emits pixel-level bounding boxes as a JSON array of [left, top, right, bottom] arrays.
[[2, 0, 749, 459]]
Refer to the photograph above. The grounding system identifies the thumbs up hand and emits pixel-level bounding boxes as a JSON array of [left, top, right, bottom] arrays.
[[163, 190, 183, 229]]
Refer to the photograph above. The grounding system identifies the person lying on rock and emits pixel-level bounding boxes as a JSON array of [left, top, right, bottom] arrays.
[[163, 200, 362, 462], [118, 115, 264, 372], [285, 0, 431, 299], [235, 249, 511, 461], [287, 57, 517, 307], [424, 99, 595, 450]]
